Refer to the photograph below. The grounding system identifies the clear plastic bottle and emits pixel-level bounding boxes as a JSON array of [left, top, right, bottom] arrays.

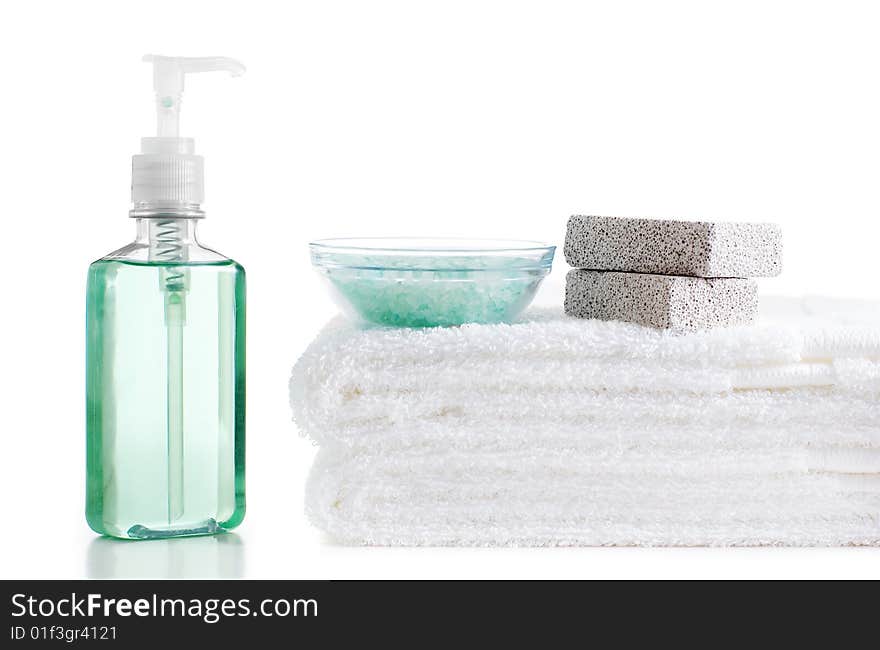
[[86, 56, 246, 539]]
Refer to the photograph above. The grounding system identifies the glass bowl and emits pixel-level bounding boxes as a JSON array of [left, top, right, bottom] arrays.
[[310, 237, 556, 327]]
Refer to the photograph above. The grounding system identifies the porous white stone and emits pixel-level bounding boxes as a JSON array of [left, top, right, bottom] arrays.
[[564, 215, 782, 278], [564, 269, 759, 330]]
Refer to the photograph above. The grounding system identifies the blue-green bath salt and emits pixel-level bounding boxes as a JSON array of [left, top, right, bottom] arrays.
[[318, 253, 549, 327]]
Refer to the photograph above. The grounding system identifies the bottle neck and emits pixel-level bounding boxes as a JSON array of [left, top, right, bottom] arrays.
[[101, 204, 228, 264], [135, 218, 201, 263], [130, 201, 204, 219]]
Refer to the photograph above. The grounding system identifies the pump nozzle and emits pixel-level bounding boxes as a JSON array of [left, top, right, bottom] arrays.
[[132, 54, 245, 211], [143, 55, 246, 138]]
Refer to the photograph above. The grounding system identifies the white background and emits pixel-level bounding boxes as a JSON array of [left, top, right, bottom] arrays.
[[2, 0, 879, 579]]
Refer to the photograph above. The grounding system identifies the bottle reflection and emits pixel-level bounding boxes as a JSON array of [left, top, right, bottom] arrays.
[[87, 532, 245, 579]]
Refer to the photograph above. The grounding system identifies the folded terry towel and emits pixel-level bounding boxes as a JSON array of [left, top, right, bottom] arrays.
[[292, 296, 880, 546], [307, 447, 880, 546], [291, 297, 880, 449]]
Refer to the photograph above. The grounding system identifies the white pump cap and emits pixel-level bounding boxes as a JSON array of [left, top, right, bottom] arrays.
[[131, 55, 245, 213]]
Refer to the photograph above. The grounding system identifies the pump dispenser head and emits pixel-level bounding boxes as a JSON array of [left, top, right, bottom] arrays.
[[131, 55, 245, 215]]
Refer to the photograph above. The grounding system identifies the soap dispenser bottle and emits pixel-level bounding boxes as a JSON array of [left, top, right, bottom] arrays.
[[86, 55, 246, 539]]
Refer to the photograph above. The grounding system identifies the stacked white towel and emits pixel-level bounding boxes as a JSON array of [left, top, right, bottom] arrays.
[[291, 296, 880, 546]]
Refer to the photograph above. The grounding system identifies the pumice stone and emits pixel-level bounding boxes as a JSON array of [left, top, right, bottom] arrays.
[[564, 269, 759, 330], [564, 215, 783, 278]]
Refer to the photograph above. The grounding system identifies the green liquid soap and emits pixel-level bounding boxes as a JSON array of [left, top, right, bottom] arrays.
[[86, 258, 245, 539], [94, 53, 249, 539]]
